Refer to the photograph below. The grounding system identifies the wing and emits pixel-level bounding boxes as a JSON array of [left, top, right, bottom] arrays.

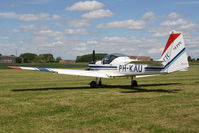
[[7, 66, 109, 78]]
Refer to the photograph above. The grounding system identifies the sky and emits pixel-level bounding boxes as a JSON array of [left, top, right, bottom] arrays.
[[0, 0, 199, 60]]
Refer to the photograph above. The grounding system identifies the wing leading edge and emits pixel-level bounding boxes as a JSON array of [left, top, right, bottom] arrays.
[[7, 66, 109, 78]]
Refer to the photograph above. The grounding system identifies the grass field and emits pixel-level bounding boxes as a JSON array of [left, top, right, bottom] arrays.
[[0, 63, 199, 133]]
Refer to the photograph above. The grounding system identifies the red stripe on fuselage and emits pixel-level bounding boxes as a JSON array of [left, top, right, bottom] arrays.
[[161, 33, 181, 56], [7, 66, 21, 69]]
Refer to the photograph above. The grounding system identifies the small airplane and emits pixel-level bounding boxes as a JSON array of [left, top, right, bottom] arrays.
[[8, 31, 189, 88]]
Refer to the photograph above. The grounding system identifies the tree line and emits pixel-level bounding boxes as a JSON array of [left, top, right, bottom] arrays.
[[16, 53, 62, 63], [76, 53, 107, 63], [188, 56, 199, 62], [16, 53, 107, 63]]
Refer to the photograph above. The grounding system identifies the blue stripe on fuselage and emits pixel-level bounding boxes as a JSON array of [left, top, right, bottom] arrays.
[[37, 68, 50, 71], [89, 66, 117, 68], [90, 68, 117, 70], [145, 67, 163, 71], [89, 65, 117, 71]]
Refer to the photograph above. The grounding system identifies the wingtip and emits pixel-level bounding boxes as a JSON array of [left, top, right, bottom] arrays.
[[7, 66, 21, 69]]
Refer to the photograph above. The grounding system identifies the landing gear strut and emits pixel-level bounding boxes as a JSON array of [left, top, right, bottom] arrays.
[[90, 78, 102, 88], [131, 76, 138, 88], [98, 78, 102, 86]]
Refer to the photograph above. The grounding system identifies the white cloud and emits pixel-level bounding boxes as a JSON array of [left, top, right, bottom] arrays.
[[32, 36, 48, 44], [179, 23, 197, 30], [52, 14, 62, 20], [67, 19, 90, 27], [0, 12, 18, 18], [149, 26, 173, 38], [82, 9, 114, 19], [147, 48, 162, 54], [73, 36, 162, 58], [160, 18, 187, 26], [31, 36, 65, 47], [39, 25, 51, 30], [103, 36, 129, 43], [65, 29, 89, 35], [152, 32, 170, 38], [20, 25, 37, 31], [98, 36, 162, 57], [160, 18, 197, 31], [168, 12, 180, 19], [35, 30, 61, 37], [86, 40, 98, 45], [73, 43, 87, 51], [142, 12, 157, 22], [0, 42, 17, 55], [66, 1, 104, 12], [52, 41, 64, 46], [0, 12, 59, 22], [19, 13, 49, 21], [97, 19, 146, 30]]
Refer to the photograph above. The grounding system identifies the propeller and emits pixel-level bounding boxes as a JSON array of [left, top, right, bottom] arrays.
[[91, 50, 96, 64]]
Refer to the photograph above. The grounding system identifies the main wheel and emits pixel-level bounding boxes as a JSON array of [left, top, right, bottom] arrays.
[[90, 81, 97, 88], [131, 80, 138, 88]]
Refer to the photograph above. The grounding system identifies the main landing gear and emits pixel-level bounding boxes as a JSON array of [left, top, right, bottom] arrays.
[[90, 77, 137, 88], [90, 78, 102, 88], [131, 76, 138, 88]]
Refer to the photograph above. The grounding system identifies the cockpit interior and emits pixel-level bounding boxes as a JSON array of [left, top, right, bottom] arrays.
[[102, 53, 127, 64]]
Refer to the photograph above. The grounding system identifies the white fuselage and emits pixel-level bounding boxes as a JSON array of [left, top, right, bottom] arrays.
[[88, 57, 164, 77]]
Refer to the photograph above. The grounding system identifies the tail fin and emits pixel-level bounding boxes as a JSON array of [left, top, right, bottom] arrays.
[[160, 31, 189, 73]]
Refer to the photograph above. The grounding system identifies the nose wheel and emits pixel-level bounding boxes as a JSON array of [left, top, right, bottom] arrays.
[[90, 78, 102, 88], [131, 77, 138, 88]]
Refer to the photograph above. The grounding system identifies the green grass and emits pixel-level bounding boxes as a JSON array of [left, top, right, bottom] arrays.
[[0, 63, 199, 133]]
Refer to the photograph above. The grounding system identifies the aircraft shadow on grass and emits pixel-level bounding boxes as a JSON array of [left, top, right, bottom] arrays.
[[11, 83, 181, 93]]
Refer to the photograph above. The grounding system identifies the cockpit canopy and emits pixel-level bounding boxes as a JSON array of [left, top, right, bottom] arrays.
[[102, 53, 127, 64]]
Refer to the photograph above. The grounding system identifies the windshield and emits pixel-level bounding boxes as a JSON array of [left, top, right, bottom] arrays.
[[102, 53, 126, 64]]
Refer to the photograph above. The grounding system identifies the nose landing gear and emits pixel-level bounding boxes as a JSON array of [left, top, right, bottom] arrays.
[[131, 76, 138, 88]]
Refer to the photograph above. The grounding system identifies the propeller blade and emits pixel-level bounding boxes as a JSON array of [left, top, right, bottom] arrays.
[[92, 50, 96, 63]]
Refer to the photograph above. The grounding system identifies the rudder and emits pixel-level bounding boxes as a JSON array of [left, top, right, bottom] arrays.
[[160, 31, 189, 73]]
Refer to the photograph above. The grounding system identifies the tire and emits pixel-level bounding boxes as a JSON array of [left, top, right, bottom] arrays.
[[131, 80, 138, 88], [90, 81, 97, 88]]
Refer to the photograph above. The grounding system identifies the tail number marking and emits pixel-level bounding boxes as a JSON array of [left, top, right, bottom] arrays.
[[163, 52, 170, 62], [173, 41, 182, 50], [119, 65, 142, 72]]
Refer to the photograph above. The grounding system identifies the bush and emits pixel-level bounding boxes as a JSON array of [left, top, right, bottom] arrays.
[[20, 53, 37, 63], [39, 54, 55, 63]]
